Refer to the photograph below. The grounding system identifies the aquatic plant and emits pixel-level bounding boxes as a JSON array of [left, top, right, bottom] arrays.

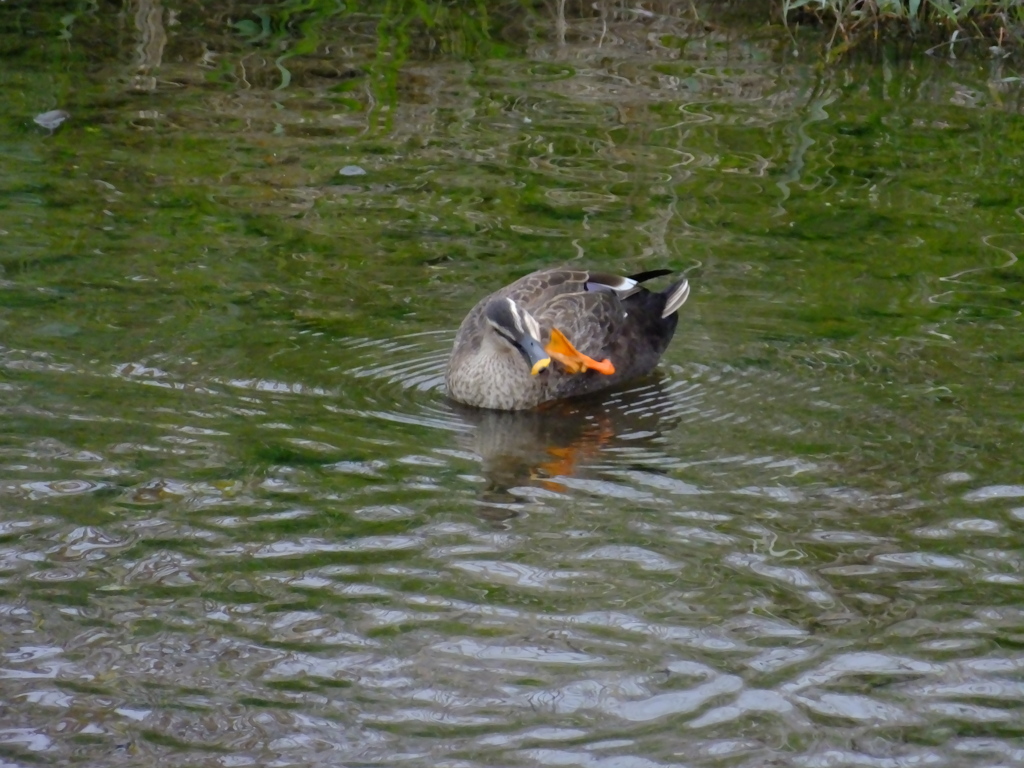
[[780, 0, 1024, 59]]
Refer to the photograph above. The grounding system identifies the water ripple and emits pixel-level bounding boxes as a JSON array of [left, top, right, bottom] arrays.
[[3, 26, 1024, 768]]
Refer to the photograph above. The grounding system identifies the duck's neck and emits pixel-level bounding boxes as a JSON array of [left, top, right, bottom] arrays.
[[450, 334, 538, 410]]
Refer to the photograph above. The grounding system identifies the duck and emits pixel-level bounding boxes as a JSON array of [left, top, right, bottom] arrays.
[[445, 267, 690, 410]]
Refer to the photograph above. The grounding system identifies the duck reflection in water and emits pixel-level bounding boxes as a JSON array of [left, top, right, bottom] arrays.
[[447, 375, 685, 512]]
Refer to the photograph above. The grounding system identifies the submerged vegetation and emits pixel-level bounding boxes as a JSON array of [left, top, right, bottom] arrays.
[[217, 0, 1024, 97], [6, 1, 1023, 82], [215, 0, 1024, 80]]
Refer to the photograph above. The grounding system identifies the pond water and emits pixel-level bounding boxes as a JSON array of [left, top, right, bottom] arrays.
[[2, 3, 1024, 766]]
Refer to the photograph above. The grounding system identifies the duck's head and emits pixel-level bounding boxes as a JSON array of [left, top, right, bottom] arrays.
[[484, 298, 551, 375]]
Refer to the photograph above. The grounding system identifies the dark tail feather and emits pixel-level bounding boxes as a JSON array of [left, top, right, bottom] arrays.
[[626, 270, 690, 319], [660, 278, 690, 318]]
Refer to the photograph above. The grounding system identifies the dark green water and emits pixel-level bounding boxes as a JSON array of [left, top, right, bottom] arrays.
[[2, 3, 1024, 766]]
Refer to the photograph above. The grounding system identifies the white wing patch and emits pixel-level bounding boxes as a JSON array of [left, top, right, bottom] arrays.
[[586, 276, 637, 295]]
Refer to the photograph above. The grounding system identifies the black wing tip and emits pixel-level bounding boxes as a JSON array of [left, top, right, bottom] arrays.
[[627, 268, 673, 284]]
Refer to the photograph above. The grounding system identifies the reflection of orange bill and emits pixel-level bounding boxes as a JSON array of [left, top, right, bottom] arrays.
[[545, 328, 615, 375]]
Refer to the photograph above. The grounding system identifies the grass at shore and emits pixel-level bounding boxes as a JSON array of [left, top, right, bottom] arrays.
[[779, 0, 1024, 59]]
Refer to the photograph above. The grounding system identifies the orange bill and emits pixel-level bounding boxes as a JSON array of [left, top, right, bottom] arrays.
[[545, 328, 615, 375]]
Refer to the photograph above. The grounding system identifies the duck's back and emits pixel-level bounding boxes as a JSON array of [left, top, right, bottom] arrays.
[[446, 267, 687, 409], [505, 268, 681, 401]]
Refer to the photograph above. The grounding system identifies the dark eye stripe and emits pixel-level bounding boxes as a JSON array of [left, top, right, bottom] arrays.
[[486, 318, 518, 345]]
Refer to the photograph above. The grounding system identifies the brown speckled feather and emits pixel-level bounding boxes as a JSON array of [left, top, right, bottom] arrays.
[[446, 267, 689, 410]]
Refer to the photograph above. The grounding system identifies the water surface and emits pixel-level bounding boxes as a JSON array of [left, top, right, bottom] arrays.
[[2, 4, 1024, 767]]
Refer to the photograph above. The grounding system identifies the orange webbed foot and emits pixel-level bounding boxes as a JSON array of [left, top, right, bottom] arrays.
[[545, 328, 615, 375]]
